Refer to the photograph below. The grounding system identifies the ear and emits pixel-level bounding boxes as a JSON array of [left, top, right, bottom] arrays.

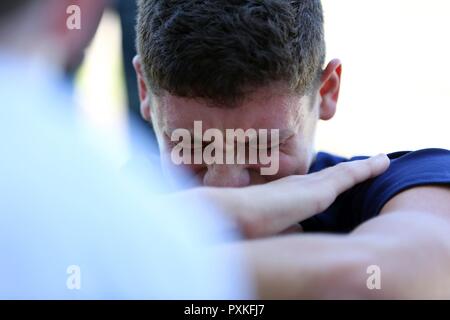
[[319, 59, 342, 121], [133, 55, 152, 122]]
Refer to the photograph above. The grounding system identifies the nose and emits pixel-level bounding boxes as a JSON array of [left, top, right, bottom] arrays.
[[203, 164, 250, 187]]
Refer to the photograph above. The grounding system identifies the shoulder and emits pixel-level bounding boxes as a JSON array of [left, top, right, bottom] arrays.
[[303, 148, 450, 232], [310, 148, 450, 173], [353, 148, 450, 223], [308, 151, 349, 173]]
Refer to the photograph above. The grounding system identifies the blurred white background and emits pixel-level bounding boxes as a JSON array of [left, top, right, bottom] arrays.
[[76, 0, 450, 159], [318, 0, 450, 156]]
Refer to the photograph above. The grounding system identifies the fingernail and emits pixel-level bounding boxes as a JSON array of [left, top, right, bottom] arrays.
[[372, 153, 389, 164]]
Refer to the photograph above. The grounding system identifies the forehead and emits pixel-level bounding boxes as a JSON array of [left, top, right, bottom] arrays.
[[154, 85, 310, 134]]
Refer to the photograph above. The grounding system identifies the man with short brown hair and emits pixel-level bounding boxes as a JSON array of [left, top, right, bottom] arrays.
[[134, 0, 450, 298]]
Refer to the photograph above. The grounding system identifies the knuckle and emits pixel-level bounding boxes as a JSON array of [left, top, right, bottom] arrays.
[[315, 194, 334, 213], [337, 162, 358, 183], [238, 214, 264, 239]]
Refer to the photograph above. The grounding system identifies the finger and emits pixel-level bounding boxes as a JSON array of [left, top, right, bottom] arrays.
[[278, 224, 304, 235], [314, 153, 390, 197]]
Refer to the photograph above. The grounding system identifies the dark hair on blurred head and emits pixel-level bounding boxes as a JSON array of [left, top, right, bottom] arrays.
[[136, 0, 326, 107], [0, 0, 35, 20]]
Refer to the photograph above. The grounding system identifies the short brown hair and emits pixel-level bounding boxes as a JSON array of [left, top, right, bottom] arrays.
[[136, 0, 325, 106]]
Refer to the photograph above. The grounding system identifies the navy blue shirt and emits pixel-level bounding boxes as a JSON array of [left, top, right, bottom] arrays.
[[301, 148, 450, 233]]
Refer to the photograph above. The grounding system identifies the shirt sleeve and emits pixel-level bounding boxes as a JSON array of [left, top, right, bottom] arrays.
[[301, 148, 450, 233], [352, 148, 450, 225]]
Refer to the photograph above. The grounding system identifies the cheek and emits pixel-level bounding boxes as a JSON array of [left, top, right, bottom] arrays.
[[274, 155, 299, 176], [264, 153, 307, 181], [282, 152, 310, 174], [244, 153, 307, 184], [159, 151, 206, 187], [161, 147, 206, 172], [159, 143, 310, 185]]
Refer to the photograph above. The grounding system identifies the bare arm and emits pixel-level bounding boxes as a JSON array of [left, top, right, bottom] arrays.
[[186, 154, 390, 238], [172, 154, 450, 298], [239, 186, 450, 299]]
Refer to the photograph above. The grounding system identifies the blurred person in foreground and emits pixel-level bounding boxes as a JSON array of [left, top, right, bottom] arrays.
[[0, 0, 251, 299], [133, 0, 450, 298], [0, 0, 397, 300]]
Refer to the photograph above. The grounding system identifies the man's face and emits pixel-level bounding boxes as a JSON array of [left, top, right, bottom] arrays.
[[134, 59, 341, 188]]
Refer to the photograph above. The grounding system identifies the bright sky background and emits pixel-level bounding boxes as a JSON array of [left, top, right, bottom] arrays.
[[76, 1, 450, 161]]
